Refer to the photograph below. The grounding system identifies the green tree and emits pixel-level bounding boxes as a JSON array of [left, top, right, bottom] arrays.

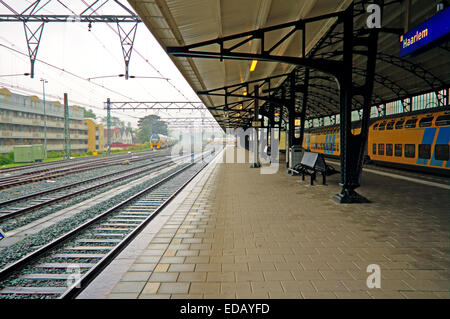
[[136, 115, 168, 143], [83, 108, 97, 119]]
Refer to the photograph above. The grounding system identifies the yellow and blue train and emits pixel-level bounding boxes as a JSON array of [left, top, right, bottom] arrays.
[[150, 134, 176, 150], [303, 109, 450, 175]]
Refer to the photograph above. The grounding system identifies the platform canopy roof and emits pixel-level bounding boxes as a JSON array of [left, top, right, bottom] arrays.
[[128, 0, 450, 129]]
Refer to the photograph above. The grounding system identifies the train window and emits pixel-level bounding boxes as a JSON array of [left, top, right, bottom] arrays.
[[419, 144, 431, 159], [386, 144, 393, 156], [386, 121, 394, 130], [395, 144, 402, 157], [378, 144, 384, 155], [418, 117, 434, 128], [372, 123, 379, 130], [405, 144, 415, 158], [404, 119, 417, 128], [378, 122, 386, 131], [435, 144, 449, 161], [435, 115, 450, 126], [372, 144, 376, 155], [394, 120, 405, 129]]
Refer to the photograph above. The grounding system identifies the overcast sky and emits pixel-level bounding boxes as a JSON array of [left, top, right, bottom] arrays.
[[0, 0, 219, 130]]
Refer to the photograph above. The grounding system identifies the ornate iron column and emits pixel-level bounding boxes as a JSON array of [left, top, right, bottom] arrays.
[[250, 85, 261, 168], [333, 2, 380, 203]]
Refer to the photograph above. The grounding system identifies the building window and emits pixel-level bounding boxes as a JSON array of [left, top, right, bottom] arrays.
[[378, 122, 386, 131], [405, 144, 415, 158], [372, 143, 376, 155], [372, 123, 379, 130], [378, 144, 384, 155], [395, 144, 402, 157], [434, 144, 449, 161], [386, 144, 393, 156]]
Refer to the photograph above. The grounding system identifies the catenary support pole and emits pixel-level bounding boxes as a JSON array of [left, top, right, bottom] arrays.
[[63, 93, 70, 159], [107, 98, 111, 155]]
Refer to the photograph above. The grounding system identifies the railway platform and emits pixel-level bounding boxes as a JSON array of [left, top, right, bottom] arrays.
[[79, 147, 449, 299]]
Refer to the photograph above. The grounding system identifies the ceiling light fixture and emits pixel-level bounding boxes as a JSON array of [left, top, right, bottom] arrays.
[[250, 60, 258, 72]]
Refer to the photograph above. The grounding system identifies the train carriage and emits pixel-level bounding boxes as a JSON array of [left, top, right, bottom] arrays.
[[150, 134, 176, 150], [302, 109, 450, 175]]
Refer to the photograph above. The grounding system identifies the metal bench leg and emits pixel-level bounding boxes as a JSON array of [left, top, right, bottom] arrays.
[[322, 173, 326, 185], [310, 172, 315, 186], [302, 173, 305, 181]]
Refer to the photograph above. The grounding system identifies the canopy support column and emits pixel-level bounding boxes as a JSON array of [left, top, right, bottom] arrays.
[[250, 85, 261, 168], [299, 69, 309, 148], [333, 2, 379, 203]]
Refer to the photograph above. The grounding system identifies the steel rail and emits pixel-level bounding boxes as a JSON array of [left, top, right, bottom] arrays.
[[0, 154, 191, 222], [62, 151, 218, 299], [0, 150, 216, 292], [0, 153, 169, 208], [0, 151, 170, 190], [0, 148, 169, 175]]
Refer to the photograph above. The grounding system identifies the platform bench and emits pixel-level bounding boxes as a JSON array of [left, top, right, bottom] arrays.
[[292, 151, 338, 185]]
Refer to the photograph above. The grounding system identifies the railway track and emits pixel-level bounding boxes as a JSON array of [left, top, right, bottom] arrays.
[[0, 149, 217, 299], [0, 153, 192, 224], [0, 149, 163, 176], [0, 150, 171, 190]]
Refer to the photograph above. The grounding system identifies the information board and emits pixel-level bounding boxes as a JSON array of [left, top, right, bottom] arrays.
[[400, 7, 450, 57]]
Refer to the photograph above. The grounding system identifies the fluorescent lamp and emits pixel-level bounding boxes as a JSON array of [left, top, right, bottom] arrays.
[[250, 60, 258, 72]]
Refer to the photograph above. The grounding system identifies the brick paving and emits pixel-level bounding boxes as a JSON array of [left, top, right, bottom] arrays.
[[107, 148, 449, 299]]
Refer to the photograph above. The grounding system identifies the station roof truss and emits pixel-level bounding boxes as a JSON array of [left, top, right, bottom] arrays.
[[129, 0, 450, 129], [0, 0, 142, 78]]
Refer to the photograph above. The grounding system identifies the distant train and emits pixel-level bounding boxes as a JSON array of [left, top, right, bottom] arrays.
[[303, 109, 450, 175], [150, 134, 177, 150]]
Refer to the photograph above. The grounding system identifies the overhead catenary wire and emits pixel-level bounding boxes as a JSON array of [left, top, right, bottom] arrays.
[[78, 0, 192, 101], [0, 0, 215, 125]]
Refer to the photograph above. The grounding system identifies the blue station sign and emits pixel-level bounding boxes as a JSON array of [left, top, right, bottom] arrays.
[[0, 229, 4, 241], [400, 7, 450, 57]]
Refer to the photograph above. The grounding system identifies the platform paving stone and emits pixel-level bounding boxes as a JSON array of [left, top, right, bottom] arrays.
[[107, 148, 450, 299], [208, 271, 236, 282]]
